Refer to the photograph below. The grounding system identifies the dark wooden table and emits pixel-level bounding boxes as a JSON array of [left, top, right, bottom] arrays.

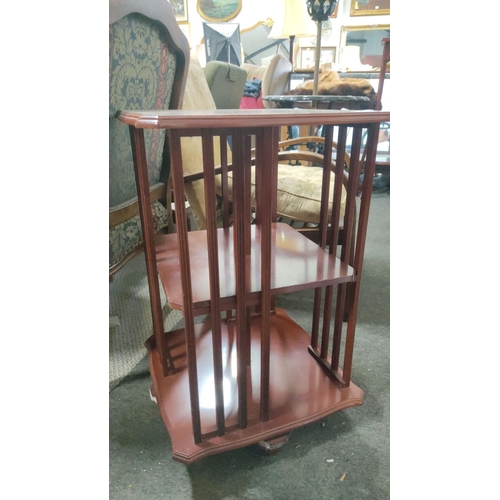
[[263, 94, 373, 110]]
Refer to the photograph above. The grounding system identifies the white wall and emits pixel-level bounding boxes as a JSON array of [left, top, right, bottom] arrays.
[[173, 0, 389, 66]]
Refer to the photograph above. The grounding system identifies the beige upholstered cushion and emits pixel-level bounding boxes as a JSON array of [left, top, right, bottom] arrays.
[[181, 55, 345, 228], [216, 164, 346, 224], [180, 55, 232, 229]]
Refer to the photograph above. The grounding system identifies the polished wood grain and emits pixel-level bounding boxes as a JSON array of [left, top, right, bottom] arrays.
[[154, 223, 355, 314], [146, 308, 364, 464], [123, 106, 389, 462], [117, 108, 389, 129]]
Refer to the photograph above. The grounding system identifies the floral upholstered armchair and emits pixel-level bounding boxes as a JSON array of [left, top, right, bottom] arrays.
[[109, 0, 190, 276]]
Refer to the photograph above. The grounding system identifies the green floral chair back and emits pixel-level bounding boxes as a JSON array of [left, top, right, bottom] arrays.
[[109, 0, 189, 275], [109, 13, 176, 206]]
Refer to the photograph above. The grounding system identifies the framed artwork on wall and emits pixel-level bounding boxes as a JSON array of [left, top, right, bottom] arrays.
[[330, 2, 339, 18], [320, 46, 336, 66], [340, 24, 389, 69], [297, 46, 337, 71], [170, 0, 189, 22], [298, 47, 316, 70], [197, 0, 242, 22], [350, 0, 390, 16]]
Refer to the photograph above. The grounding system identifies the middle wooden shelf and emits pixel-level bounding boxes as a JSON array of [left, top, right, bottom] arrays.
[[155, 222, 355, 314]]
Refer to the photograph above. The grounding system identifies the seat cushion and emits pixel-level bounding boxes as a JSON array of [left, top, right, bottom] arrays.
[[215, 165, 346, 224]]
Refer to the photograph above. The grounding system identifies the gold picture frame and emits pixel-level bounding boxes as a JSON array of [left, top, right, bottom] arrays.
[[340, 24, 389, 71], [350, 0, 390, 16], [197, 0, 242, 22], [171, 0, 189, 22]]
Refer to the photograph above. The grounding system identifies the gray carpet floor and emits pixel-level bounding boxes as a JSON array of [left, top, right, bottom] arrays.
[[109, 191, 390, 500]]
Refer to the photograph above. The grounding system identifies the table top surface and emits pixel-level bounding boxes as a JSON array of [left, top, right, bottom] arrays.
[[263, 94, 371, 103], [117, 108, 390, 129]]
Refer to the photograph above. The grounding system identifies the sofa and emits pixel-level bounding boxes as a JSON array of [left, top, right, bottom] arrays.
[[204, 61, 247, 109], [240, 54, 293, 109]]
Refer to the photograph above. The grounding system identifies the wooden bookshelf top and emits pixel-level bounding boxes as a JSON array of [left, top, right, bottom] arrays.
[[116, 108, 390, 130]]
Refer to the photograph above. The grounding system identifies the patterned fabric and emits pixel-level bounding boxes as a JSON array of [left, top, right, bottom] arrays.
[[109, 201, 169, 267], [109, 13, 177, 208], [216, 165, 347, 224]]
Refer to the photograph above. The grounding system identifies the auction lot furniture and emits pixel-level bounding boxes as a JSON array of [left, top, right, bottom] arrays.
[[108, 0, 190, 277], [117, 107, 389, 463]]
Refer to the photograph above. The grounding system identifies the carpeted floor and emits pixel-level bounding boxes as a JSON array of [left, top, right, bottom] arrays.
[[109, 191, 389, 500], [109, 257, 184, 391]]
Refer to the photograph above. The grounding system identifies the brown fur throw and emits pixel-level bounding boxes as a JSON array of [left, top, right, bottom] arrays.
[[287, 70, 376, 107]]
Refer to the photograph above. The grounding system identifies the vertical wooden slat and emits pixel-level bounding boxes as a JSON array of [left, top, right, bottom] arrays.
[[318, 125, 333, 249], [329, 125, 350, 371], [243, 134, 252, 366], [243, 134, 252, 256], [219, 134, 230, 228], [319, 285, 334, 359], [231, 128, 248, 429], [311, 288, 322, 350], [128, 126, 175, 376], [201, 129, 225, 436], [254, 131, 264, 225], [255, 126, 278, 422], [331, 126, 359, 371], [342, 123, 380, 385], [168, 129, 202, 442], [270, 132, 278, 223], [340, 126, 363, 263], [328, 126, 348, 259], [317, 126, 335, 358], [331, 282, 347, 373]]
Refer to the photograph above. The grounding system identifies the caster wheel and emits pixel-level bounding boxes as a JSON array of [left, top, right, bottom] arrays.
[[257, 434, 290, 456]]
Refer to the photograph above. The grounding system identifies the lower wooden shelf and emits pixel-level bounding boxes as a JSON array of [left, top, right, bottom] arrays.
[[146, 308, 363, 464]]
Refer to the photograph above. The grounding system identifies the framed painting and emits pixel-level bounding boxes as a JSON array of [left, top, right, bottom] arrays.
[[340, 24, 389, 70], [298, 47, 316, 70], [350, 0, 390, 16], [320, 46, 336, 66], [170, 0, 189, 22], [197, 0, 242, 22], [330, 2, 339, 18]]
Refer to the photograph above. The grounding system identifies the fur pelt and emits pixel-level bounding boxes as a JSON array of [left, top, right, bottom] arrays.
[[287, 70, 376, 107]]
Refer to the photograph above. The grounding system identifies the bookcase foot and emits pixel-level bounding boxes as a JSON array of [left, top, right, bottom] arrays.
[[258, 433, 291, 455]]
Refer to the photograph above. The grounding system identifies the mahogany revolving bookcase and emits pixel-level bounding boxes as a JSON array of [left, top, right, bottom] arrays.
[[117, 107, 390, 464]]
